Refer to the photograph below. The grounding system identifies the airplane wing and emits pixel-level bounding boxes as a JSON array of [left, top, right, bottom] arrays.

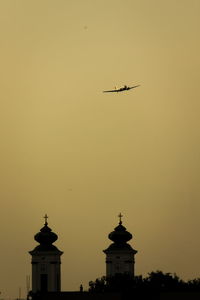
[[128, 85, 140, 89], [103, 89, 119, 93]]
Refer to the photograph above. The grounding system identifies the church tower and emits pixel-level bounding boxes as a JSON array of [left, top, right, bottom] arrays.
[[103, 214, 137, 278], [29, 215, 63, 293]]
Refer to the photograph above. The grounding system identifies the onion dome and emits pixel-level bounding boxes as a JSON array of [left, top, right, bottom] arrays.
[[108, 222, 132, 243], [30, 215, 62, 253], [108, 213, 132, 243], [104, 213, 137, 254], [34, 222, 58, 245]]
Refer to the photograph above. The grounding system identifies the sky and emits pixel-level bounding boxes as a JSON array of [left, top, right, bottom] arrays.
[[0, 0, 200, 298]]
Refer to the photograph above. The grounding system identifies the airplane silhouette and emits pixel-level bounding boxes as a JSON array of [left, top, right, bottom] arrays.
[[103, 84, 140, 93]]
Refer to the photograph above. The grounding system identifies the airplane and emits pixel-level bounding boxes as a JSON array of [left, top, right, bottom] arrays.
[[103, 84, 140, 93]]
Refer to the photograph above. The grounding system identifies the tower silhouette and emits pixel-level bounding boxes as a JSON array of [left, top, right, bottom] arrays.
[[103, 213, 137, 277], [29, 215, 63, 293]]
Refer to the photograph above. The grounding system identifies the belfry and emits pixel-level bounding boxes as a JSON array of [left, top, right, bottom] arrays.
[[29, 215, 63, 293], [103, 213, 137, 277]]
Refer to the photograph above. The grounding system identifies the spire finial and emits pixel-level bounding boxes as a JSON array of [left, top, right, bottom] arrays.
[[118, 213, 123, 224], [44, 214, 48, 225]]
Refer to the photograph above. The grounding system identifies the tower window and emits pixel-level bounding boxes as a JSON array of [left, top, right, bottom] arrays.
[[40, 274, 48, 292]]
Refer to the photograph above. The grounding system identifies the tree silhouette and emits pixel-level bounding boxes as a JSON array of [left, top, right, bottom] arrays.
[[89, 270, 200, 293]]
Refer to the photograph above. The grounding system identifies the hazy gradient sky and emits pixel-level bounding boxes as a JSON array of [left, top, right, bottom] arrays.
[[0, 0, 200, 298]]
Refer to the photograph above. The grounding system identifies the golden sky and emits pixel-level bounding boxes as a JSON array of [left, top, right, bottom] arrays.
[[0, 0, 200, 298]]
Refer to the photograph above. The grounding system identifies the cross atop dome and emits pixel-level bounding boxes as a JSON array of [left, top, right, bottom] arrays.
[[44, 214, 48, 225], [118, 212, 123, 224]]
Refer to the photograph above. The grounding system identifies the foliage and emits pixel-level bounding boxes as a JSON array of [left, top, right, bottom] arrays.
[[88, 271, 200, 293]]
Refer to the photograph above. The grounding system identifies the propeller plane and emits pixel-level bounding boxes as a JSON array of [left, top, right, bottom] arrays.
[[103, 84, 140, 93]]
